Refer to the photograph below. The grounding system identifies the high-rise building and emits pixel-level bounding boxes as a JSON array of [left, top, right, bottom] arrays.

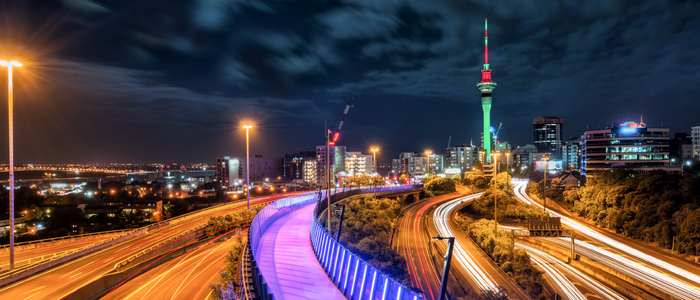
[[445, 144, 480, 173], [215, 156, 243, 188], [248, 155, 283, 181], [477, 19, 496, 164], [345, 152, 374, 175], [284, 151, 316, 179], [534, 116, 564, 158], [693, 126, 700, 161], [303, 160, 317, 184], [582, 120, 672, 175], [669, 133, 691, 166], [562, 137, 582, 171], [315, 145, 346, 185], [391, 159, 400, 176]]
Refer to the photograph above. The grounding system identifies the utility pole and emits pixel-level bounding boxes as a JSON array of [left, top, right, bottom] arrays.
[[327, 129, 332, 233], [433, 236, 455, 300]]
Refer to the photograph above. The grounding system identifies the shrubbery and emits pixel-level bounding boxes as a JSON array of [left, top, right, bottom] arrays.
[[455, 217, 547, 299], [562, 168, 700, 254], [206, 206, 261, 237], [468, 190, 546, 220], [424, 177, 456, 196], [210, 232, 247, 300], [330, 197, 410, 286]]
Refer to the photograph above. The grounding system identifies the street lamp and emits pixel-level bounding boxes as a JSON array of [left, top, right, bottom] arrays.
[[1, 59, 21, 270], [371, 148, 379, 175], [243, 125, 252, 210], [432, 235, 455, 300], [425, 150, 433, 177], [505, 152, 510, 191], [492, 152, 500, 232], [542, 155, 550, 214]]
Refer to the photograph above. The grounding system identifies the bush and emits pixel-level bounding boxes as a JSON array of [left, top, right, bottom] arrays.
[[466, 219, 547, 299], [330, 197, 410, 286], [467, 190, 546, 220], [424, 177, 456, 196], [210, 232, 247, 300]]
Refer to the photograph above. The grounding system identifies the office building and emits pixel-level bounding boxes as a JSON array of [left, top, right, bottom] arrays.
[[316, 145, 346, 185], [670, 133, 692, 166], [445, 144, 480, 173], [215, 156, 243, 188], [284, 151, 316, 179], [511, 145, 538, 170], [582, 120, 672, 175], [693, 126, 700, 161], [391, 159, 400, 176], [534, 116, 564, 158], [562, 137, 582, 171], [247, 156, 283, 181], [303, 160, 317, 184], [345, 152, 374, 175]]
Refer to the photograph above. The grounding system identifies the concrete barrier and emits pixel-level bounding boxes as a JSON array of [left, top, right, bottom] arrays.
[[0, 227, 147, 289], [64, 229, 243, 300]]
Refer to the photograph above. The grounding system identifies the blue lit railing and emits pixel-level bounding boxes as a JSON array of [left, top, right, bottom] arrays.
[[248, 191, 321, 300], [310, 185, 424, 300]]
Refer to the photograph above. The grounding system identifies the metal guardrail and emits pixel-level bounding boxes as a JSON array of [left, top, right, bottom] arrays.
[[113, 224, 207, 270], [0, 229, 134, 249], [309, 185, 424, 300]]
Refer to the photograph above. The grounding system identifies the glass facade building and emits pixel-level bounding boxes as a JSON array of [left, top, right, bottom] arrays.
[[534, 116, 564, 159], [582, 123, 670, 175]]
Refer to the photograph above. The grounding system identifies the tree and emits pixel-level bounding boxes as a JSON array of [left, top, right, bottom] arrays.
[[424, 177, 456, 196], [490, 172, 511, 191], [47, 206, 84, 230]]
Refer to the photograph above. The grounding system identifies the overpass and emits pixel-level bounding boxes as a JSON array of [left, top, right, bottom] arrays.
[[243, 185, 424, 300]]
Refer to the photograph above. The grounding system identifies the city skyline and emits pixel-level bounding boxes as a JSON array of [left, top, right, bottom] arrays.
[[0, 1, 698, 165]]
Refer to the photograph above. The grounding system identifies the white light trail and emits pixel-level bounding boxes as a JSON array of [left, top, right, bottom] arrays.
[[513, 181, 700, 299], [517, 243, 625, 300], [432, 193, 506, 296]]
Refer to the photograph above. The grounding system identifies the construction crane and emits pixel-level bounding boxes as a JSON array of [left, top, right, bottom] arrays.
[[323, 97, 354, 232], [492, 122, 502, 143], [329, 98, 354, 145]]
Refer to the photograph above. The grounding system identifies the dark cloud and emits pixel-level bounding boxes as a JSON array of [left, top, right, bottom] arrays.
[[0, 0, 698, 164]]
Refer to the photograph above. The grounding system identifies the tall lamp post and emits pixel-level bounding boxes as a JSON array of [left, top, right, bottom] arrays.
[[371, 148, 378, 175], [243, 125, 252, 210], [505, 152, 510, 192], [492, 152, 500, 233], [1, 59, 21, 270], [425, 150, 433, 177], [542, 155, 550, 214], [433, 235, 455, 300]]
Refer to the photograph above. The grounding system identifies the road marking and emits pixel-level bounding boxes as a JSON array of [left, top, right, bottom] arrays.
[[24, 291, 41, 299], [70, 272, 83, 279], [19, 285, 45, 295]]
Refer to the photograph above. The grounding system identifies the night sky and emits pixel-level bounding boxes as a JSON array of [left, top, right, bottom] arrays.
[[0, 0, 698, 165]]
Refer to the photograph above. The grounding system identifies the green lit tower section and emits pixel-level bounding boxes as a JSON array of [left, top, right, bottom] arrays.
[[477, 19, 496, 164]]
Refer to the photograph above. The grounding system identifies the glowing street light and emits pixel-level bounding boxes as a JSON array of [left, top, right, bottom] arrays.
[[1, 60, 21, 270], [425, 150, 432, 176], [371, 148, 379, 175], [243, 125, 252, 209]]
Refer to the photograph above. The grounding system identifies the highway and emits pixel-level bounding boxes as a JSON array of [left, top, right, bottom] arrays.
[[0, 236, 118, 272], [432, 192, 531, 299], [517, 243, 625, 300], [101, 230, 246, 300], [513, 181, 700, 299], [395, 187, 469, 300], [0, 193, 299, 300]]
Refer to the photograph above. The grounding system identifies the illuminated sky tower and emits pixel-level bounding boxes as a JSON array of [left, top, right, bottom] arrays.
[[477, 19, 496, 164]]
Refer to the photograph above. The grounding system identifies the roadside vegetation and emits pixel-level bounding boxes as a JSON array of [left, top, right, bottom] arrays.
[[210, 232, 247, 300], [423, 176, 457, 197], [455, 216, 548, 300], [536, 167, 700, 255], [330, 197, 411, 286], [205, 206, 263, 237]]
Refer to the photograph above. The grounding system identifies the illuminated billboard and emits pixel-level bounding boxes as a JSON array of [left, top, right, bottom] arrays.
[[534, 160, 562, 171]]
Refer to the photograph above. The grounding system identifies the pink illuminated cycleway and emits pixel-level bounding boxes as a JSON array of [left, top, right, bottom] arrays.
[[255, 203, 344, 300]]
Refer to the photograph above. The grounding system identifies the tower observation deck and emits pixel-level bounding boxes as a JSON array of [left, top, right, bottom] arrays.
[[477, 19, 496, 164]]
